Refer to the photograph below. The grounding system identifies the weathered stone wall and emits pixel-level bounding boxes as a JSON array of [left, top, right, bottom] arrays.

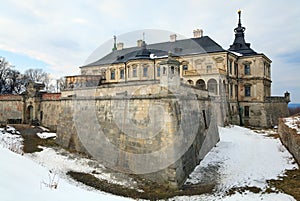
[[278, 117, 300, 165], [40, 93, 61, 131], [0, 95, 24, 123], [265, 98, 290, 127], [57, 83, 219, 188], [238, 102, 267, 127]]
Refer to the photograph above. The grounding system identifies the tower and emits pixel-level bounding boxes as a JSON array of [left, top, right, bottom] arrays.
[[159, 52, 180, 90], [228, 10, 256, 55]]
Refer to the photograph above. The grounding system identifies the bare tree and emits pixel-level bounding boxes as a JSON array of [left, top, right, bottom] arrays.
[[0, 57, 25, 94], [56, 77, 66, 92], [24, 68, 52, 91], [24, 68, 49, 83]]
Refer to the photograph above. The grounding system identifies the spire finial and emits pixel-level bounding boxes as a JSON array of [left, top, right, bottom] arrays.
[[112, 35, 117, 51], [142, 32, 145, 41], [238, 9, 242, 26]]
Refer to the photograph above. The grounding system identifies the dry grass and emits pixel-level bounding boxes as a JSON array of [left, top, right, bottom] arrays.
[[267, 168, 300, 200], [67, 171, 215, 200]]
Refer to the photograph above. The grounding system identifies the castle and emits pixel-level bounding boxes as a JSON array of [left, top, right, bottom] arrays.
[[0, 11, 290, 188], [65, 10, 290, 127]]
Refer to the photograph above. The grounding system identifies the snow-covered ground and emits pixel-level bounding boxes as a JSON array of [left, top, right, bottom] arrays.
[[284, 115, 300, 134], [0, 125, 298, 201]]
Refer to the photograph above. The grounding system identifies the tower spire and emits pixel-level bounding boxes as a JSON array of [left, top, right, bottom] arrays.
[[228, 10, 256, 55], [112, 35, 117, 51]]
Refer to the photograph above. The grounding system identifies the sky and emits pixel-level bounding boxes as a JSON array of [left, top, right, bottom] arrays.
[[0, 0, 299, 102]]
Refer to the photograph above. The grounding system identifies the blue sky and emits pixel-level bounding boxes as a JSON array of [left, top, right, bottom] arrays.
[[0, 0, 299, 102]]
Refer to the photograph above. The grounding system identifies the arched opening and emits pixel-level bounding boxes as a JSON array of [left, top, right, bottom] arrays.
[[207, 78, 218, 95], [196, 79, 206, 90], [26, 105, 34, 123], [171, 66, 175, 74], [187, 80, 194, 85]]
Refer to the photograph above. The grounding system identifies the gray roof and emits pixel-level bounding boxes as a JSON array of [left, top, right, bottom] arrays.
[[82, 36, 225, 67]]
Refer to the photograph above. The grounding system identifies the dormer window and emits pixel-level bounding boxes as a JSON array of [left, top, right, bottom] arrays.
[[183, 65, 188, 70]]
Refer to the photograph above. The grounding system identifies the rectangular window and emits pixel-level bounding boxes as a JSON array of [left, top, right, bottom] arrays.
[[132, 67, 137, 77], [206, 65, 212, 73], [143, 67, 148, 77], [110, 69, 115, 80], [157, 66, 160, 77], [229, 61, 232, 74], [244, 64, 251, 75], [244, 106, 250, 117], [245, 85, 251, 97], [235, 84, 238, 98], [234, 63, 238, 75], [120, 69, 124, 79], [230, 84, 233, 97], [202, 110, 208, 129]]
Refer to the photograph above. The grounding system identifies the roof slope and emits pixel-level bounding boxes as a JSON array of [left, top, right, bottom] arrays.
[[83, 36, 225, 67]]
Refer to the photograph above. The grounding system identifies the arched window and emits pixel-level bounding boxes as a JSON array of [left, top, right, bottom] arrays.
[[120, 68, 124, 79], [132, 67, 137, 77], [163, 67, 166, 75], [187, 80, 194, 85], [171, 66, 175, 74], [196, 79, 206, 90], [207, 78, 218, 95]]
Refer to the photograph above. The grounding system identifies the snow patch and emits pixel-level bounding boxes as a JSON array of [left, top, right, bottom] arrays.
[[36, 132, 57, 139], [0, 128, 23, 154], [186, 126, 298, 193], [38, 126, 50, 132], [284, 116, 300, 134]]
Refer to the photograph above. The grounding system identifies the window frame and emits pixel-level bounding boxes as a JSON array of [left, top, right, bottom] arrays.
[[245, 85, 251, 97], [244, 64, 251, 75], [143, 66, 148, 77], [244, 106, 250, 117], [120, 68, 124, 79], [110, 69, 116, 80], [132, 67, 137, 77]]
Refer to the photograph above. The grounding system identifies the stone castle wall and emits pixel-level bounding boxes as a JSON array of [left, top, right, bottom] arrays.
[[278, 117, 300, 165], [0, 95, 24, 124], [40, 93, 61, 131], [56, 83, 219, 188]]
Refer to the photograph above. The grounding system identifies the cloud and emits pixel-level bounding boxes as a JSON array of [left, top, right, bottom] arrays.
[[0, 0, 299, 101]]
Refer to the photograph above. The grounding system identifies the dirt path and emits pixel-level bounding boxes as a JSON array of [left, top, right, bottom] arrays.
[[13, 124, 57, 153]]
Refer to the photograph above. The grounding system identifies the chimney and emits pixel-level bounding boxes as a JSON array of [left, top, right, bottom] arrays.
[[170, 34, 177, 42], [117, 42, 124, 50], [193, 29, 203, 38], [137, 39, 143, 47]]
